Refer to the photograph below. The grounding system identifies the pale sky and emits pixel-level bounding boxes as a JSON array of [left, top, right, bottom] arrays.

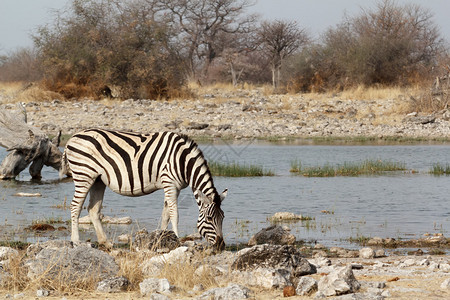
[[1, 0, 449, 56]]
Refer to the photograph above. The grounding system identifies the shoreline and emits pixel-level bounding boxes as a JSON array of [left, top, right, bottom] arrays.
[[1, 88, 447, 140]]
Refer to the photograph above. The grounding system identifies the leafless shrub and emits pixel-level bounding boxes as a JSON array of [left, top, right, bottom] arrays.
[[0, 48, 42, 82], [285, 0, 446, 93]]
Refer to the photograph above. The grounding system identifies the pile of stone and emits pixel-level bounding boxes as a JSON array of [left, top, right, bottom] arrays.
[[0, 226, 449, 299]]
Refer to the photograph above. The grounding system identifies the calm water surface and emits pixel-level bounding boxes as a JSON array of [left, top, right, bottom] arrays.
[[0, 141, 449, 249]]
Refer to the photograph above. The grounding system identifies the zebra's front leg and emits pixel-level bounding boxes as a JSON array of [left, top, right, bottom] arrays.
[[162, 185, 180, 236]]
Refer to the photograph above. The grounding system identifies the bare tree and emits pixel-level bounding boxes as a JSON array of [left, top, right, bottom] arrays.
[[159, 0, 257, 81], [258, 20, 309, 89]]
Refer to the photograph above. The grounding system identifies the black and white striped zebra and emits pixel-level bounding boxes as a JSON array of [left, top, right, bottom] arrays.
[[60, 128, 227, 249]]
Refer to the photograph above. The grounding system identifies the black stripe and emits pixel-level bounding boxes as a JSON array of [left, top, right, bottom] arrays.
[[91, 130, 135, 194], [104, 130, 141, 155], [68, 159, 97, 173], [73, 134, 121, 191], [156, 132, 175, 179], [138, 132, 160, 194], [148, 131, 169, 181]]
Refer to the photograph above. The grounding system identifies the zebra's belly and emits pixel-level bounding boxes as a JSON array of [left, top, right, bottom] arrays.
[[107, 181, 162, 197]]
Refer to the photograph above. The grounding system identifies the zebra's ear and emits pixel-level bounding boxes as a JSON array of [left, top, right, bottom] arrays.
[[220, 189, 228, 203], [196, 190, 212, 206]]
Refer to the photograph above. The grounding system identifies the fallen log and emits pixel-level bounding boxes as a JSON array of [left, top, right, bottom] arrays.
[[0, 104, 62, 180]]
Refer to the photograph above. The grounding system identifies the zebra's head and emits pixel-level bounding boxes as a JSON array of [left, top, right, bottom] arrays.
[[196, 189, 227, 250]]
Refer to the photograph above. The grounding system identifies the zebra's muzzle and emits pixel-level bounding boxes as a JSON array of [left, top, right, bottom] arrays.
[[215, 236, 225, 251]]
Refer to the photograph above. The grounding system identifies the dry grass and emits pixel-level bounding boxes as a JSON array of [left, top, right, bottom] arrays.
[[301, 85, 418, 101], [0, 81, 62, 103]]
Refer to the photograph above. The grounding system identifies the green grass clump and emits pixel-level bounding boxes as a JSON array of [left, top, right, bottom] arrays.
[[429, 163, 450, 175], [209, 161, 274, 177], [291, 159, 406, 177]]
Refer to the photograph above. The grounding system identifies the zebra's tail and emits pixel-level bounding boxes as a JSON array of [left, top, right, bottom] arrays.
[[59, 149, 71, 178]]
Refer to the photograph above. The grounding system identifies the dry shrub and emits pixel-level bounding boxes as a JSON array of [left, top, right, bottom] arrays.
[[115, 251, 148, 291], [0, 81, 63, 103], [2, 249, 105, 295], [1, 251, 29, 292], [158, 251, 219, 292]]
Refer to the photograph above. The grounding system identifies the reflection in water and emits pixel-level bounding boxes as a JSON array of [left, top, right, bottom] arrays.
[[0, 143, 449, 249]]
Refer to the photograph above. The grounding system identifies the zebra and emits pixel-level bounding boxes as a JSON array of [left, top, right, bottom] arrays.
[[60, 128, 227, 249]]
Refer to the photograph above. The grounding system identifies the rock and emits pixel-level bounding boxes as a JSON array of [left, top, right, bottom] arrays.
[[232, 267, 291, 289], [283, 285, 296, 297], [196, 283, 251, 299], [36, 289, 49, 297], [13, 192, 42, 197], [149, 294, 171, 300], [96, 276, 130, 293], [248, 225, 296, 246], [441, 278, 450, 289], [374, 249, 386, 258], [25, 243, 118, 281], [367, 237, 384, 246], [295, 276, 318, 296], [317, 265, 361, 296], [26, 240, 73, 258], [141, 246, 192, 276], [359, 247, 375, 259], [0, 247, 19, 261], [135, 229, 180, 251], [78, 214, 132, 224], [139, 278, 172, 296], [232, 244, 314, 273], [403, 114, 435, 125], [187, 122, 209, 130], [269, 212, 305, 222], [117, 234, 131, 243]]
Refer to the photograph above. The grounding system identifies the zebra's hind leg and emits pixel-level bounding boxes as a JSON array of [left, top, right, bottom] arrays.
[[88, 179, 109, 246], [70, 179, 93, 244]]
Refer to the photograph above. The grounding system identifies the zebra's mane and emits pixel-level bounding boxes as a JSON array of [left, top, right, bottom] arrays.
[[177, 132, 220, 204], [177, 133, 205, 159]]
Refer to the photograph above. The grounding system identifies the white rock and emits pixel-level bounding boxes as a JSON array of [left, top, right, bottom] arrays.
[[440, 278, 450, 289], [139, 278, 172, 296], [439, 263, 450, 272], [402, 258, 416, 267], [296, 276, 318, 296], [141, 246, 191, 276], [36, 289, 49, 297], [359, 247, 375, 259], [232, 267, 290, 289], [196, 283, 251, 299], [0, 247, 19, 261], [318, 265, 361, 297]]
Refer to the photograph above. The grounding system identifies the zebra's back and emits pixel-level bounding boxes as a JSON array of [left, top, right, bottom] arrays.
[[64, 129, 194, 196]]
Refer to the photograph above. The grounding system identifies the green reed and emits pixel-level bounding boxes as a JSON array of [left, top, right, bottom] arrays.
[[429, 163, 450, 175], [290, 159, 406, 177], [209, 161, 274, 177]]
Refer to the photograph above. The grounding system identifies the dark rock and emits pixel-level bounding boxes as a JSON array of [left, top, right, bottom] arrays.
[[248, 225, 296, 246], [232, 244, 316, 277], [135, 229, 180, 251], [403, 115, 435, 125], [218, 124, 232, 131], [187, 122, 209, 130]]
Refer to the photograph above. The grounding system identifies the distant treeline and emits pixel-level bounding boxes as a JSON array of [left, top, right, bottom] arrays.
[[0, 0, 448, 99]]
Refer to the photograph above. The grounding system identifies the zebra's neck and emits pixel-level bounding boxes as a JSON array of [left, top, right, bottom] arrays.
[[190, 159, 217, 198]]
